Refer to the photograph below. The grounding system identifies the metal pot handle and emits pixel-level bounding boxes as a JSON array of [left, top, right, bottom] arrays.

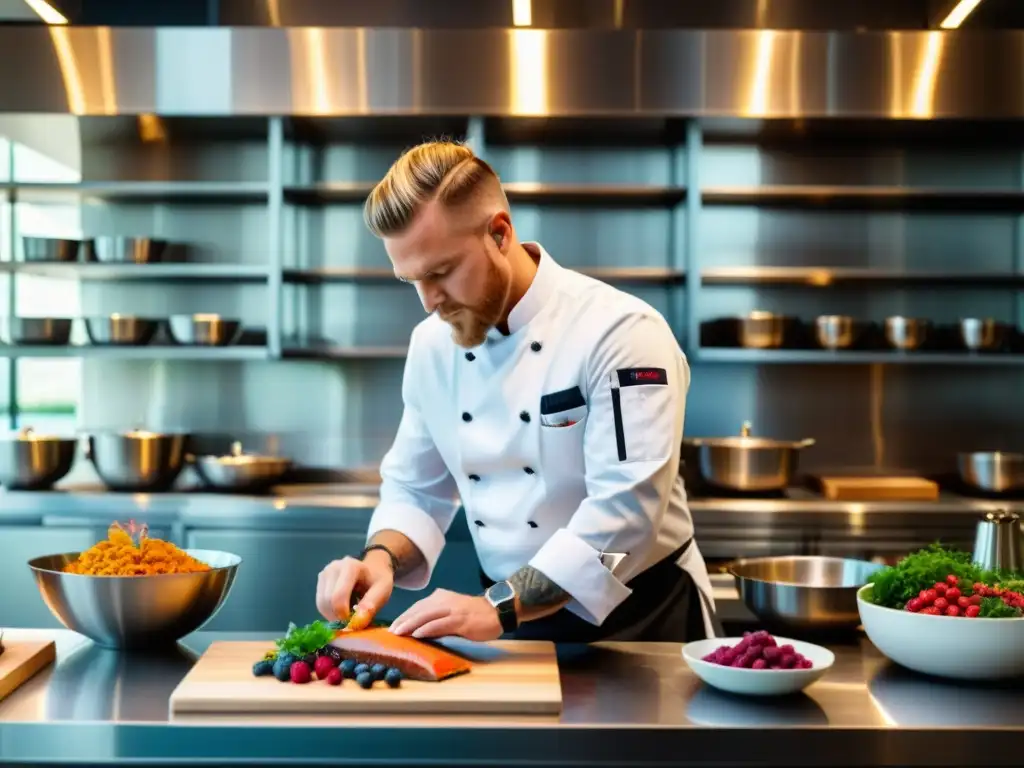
[[797, 438, 816, 448]]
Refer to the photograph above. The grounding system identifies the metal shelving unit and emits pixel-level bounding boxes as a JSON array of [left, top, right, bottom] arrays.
[[2, 117, 1022, 368]]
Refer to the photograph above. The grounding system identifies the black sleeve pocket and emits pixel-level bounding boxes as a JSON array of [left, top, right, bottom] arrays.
[[540, 386, 586, 415]]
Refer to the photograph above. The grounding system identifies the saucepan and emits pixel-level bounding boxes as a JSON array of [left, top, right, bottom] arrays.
[[957, 451, 1024, 494], [189, 441, 292, 493], [682, 421, 815, 493]]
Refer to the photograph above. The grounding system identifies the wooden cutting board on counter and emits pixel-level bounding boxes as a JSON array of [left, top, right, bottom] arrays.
[[169, 639, 562, 716], [813, 475, 939, 501], [0, 639, 56, 704]]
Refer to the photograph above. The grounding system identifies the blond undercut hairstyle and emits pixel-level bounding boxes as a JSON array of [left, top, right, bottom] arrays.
[[363, 141, 508, 237]]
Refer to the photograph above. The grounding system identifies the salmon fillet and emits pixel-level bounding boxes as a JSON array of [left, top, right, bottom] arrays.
[[328, 628, 472, 682]]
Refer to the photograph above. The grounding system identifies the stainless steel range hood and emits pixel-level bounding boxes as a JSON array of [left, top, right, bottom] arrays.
[[0, 26, 1020, 119]]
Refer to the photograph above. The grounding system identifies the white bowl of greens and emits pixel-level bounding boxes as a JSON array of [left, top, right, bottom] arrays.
[[858, 545, 1024, 680]]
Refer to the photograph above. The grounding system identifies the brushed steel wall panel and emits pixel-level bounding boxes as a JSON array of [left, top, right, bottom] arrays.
[[0, 28, 1023, 118]]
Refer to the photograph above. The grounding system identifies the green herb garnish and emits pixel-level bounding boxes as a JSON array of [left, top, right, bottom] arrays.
[[868, 542, 1024, 610], [978, 596, 1021, 618], [274, 620, 337, 658]]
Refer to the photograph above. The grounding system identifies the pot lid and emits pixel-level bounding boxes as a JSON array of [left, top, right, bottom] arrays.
[[683, 421, 815, 450]]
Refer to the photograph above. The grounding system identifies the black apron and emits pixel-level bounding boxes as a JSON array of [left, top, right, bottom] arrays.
[[479, 539, 721, 643]]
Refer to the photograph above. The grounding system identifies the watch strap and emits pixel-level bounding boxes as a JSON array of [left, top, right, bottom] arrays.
[[360, 543, 399, 573], [487, 582, 519, 633]]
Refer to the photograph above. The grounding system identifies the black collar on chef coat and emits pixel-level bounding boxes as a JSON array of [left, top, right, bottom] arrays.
[[485, 242, 563, 343]]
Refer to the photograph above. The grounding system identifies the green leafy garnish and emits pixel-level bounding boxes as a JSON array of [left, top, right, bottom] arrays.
[[868, 542, 1024, 614], [978, 596, 1020, 618], [274, 620, 337, 658]]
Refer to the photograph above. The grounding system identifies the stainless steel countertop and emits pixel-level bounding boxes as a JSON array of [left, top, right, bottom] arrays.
[[0, 628, 1021, 766]]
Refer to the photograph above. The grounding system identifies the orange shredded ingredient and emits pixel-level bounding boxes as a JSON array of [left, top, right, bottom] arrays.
[[63, 520, 211, 576]]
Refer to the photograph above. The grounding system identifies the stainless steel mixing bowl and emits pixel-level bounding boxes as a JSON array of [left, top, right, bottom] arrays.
[[958, 451, 1024, 493], [0, 317, 74, 346], [190, 440, 292, 492], [884, 316, 930, 351], [28, 549, 241, 649], [86, 429, 189, 492], [21, 237, 83, 263], [729, 555, 883, 632], [85, 315, 162, 346], [168, 314, 243, 346], [0, 427, 78, 490], [86, 236, 168, 264], [958, 318, 1010, 352]]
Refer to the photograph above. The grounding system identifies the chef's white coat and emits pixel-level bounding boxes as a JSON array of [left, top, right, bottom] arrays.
[[366, 242, 718, 638]]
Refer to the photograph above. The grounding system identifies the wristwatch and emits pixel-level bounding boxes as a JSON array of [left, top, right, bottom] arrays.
[[484, 580, 519, 634]]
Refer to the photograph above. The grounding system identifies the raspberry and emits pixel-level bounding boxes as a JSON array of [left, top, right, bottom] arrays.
[[946, 575, 959, 586], [966, 604, 981, 618], [944, 587, 961, 601], [945, 605, 960, 617], [920, 589, 938, 605], [906, 597, 924, 612], [957, 596, 971, 609], [325, 667, 343, 686], [751, 659, 767, 670], [289, 661, 312, 684], [921, 606, 941, 615], [933, 582, 948, 596], [313, 656, 336, 680], [933, 597, 949, 611]]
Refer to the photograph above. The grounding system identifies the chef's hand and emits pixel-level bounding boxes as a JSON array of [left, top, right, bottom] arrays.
[[389, 588, 503, 642], [316, 553, 394, 627]]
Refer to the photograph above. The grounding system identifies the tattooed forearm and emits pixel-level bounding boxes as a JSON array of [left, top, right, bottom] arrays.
[[366, 529, 425, 579], [508, 566, 572, 623]]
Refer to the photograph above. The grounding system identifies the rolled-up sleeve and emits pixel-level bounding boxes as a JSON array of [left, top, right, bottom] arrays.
[[528, 312, 688, 625], [365, 327, 459, 589]]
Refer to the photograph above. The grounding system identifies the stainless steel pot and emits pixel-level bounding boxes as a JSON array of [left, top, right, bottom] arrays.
[[85, 315, 162, 346], [0, 318, 73, 346], [682, 421, 815, 492], [957, 451, 1024, 493], [815, 315, 857, 350], [85, 237, 168, 264], [737, 311, 788, 349], [0, 427, 78, 490], [86, 429, 189, 492], [958, 318, 1010, 352], [884, 316, 930, 350], [190, 441, 292, 492], [168, 314, 242, 346], [729, 556, 883, 633], [21, 237, 82, 263]]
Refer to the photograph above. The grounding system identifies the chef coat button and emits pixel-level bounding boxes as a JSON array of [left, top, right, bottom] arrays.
[[469, 474, 481, 481], [530, 341, 542, 352], [519, 410, 530, 423], [462, 412, 473, 422], [523, 466, 535, 475], [465, 352, 475, 361], [474, 520, 485, 527], [527, 521, 538, 528]]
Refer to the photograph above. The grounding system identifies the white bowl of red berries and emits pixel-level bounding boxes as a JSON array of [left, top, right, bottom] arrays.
[[682, 631, 835, 696], [858, 547, 1024, 680]]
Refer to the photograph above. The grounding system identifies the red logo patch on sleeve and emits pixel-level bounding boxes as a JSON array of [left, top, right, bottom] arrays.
[[616, 367, 668, 387]]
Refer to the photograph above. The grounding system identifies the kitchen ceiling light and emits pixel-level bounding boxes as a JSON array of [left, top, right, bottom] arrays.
[[939, 0, 983, 29], [22, 0, 67, 24]]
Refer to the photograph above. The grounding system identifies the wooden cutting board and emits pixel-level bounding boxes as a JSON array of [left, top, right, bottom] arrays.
[[169, 638, 562, 716], [815, 475, 939, 501], [0, 639, 56, 704]]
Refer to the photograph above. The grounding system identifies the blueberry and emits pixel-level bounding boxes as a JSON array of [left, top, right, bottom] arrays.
[[384, 667, 403, 688], [340, 659, 357, 678], [354, 663, 370, 677], [356, 671, 374, 689], [252, 660, 273, 677], [277, 652, 297, 668], [272, 659, 292, 682], [370, 663, 387, 681]]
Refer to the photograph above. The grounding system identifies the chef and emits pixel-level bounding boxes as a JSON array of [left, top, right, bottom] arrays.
[[314, 140, 721, 643]]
